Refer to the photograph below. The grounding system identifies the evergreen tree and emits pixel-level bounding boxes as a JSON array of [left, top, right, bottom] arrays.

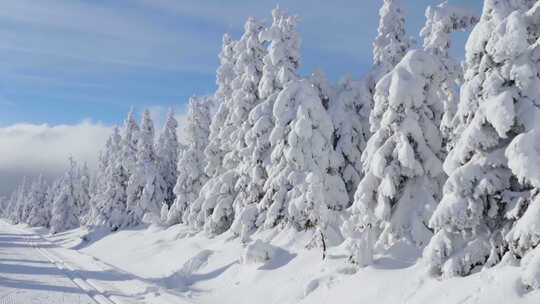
[[347, 50, 446, 263], [156, 107, 179, 209], [127, 110, 165, 225], [330, 74, 372, 204], [26, 175, 49, 227], [420, 2, 478, 149], [262, 79, 348, 238], [370, 0, 415, 89], [426, 0, 540, 278], [168, 96, 212, 226], [50, 161, 80, 234], [93, 126, 129, 230]]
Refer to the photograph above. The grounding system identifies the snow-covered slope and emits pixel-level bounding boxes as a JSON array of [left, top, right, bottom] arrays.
[[22, 223, 540, 304]]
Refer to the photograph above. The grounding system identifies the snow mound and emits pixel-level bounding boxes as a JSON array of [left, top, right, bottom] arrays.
[[242, 239, 279, 264]]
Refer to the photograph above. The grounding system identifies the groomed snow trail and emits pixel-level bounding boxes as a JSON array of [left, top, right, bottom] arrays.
[[0, 221, 191, 304], [0, 220, 95, 304]]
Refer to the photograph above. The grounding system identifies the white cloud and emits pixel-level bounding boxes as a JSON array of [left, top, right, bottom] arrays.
[[0, 120, 111, 195]]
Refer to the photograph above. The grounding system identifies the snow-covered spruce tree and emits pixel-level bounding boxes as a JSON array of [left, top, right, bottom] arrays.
[[126, 110, 166, 225], [184, 33, 237, 233], [369, 0, 415, 90], [420, 2, 478, 149], [252, 6, 305, 229], [221, 18, 268, 240], [156, 107, 179, 209], [426, 0, 540, 278], [93, 126, 130, 230], [330, 74, 372, 204], [204, 33, 237, 180], [198, 18, 267, 236], [309, 68, 336, 110], [167, 96, 212, 226], [346, 50, 446, 262], [50, 160, 80, 234], [121, 109, 140, 179], [12, 177, 28, 224], [262, 78, 348, 239], [26, 175, 50, 227], [75, 162, 91, 225], [5, 190, 18, 223]]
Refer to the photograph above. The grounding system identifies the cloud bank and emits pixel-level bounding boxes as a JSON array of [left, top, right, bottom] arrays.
[[0, 121, 112, 196]]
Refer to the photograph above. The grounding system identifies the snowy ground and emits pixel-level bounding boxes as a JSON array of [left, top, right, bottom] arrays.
[[2, 220, 540, 304]]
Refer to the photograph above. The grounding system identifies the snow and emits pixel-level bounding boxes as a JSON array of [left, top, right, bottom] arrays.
[[2, 1, 540, 302], [4, 219, 540, 303]]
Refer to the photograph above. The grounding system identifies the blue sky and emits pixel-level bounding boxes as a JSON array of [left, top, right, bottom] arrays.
[[0, 0, 483, 196], [0, 0, 483, 127]]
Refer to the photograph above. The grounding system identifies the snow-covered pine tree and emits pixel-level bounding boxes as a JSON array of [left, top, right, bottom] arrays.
[[332, 0, 415, 209], [126, 110, 166, 225], [330, 74, 372, 204], [26, 175, 49, 227], [12, 177, 28, 224], [262, 78, 348, 239], [420, 2, 478, 149], [44, 178, 61, 228], [426, 0, 540, 278], [309, 68, 336, 111], [221, 17, 267, 240], [185, 33, 238, 234], [75, 162, 91, 225], [251, 6, 305, 229], [5, 190, 18, 223], [204, 34, 237, 180], [121, 109, 140, 179], [370, 0, 415, 90], [346, 49, 446, 261], [93, 126, 130, 230], [167, 96, 212, 226], [198, 18, 267, 236], [156, 107, 179, 209], [50, 160, 80, 234]]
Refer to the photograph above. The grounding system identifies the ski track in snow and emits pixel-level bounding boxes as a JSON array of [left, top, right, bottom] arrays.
[[0, 221, 192, 304]]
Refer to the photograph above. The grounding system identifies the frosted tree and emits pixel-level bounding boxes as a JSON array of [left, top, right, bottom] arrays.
[[420, 2, 478, 148], [167, 96, 212, 226], [309, 68, 336, 110], [221, 17, 267, 240], [204, 34, 237, 179], [185, 33, 238, 233], [156, 107, 179, 209], [243, 6, 304, 231], [121, 109, 140, 178], [426, 0, 540, 278], [330, 74, 372, 203], [127, 110, 166, 225], [26, 175, 50, 227], [12, 177, 28, 224], [370, 0, 415, 89], [93, 126, 130, 230], [75, 162, 91, 225], [346, 50, 446, 264], [50, 162, 80, 234], [195, 17, 266, 235], [262, 79, 348, 239]]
